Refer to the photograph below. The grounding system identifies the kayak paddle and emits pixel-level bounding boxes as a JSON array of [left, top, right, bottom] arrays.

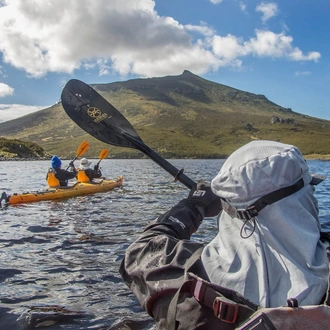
[[66, 140, 90, 170], [95, 149, 109, 169], [61, 79, 195, 189]]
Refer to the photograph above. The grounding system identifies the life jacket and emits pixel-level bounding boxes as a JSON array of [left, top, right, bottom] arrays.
[[167, 232, 330, 330], [46, 168, 60, 187], [77, 169, 91, 183]]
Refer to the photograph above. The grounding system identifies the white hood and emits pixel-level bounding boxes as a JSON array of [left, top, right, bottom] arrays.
[[201, 140, 328, 308]]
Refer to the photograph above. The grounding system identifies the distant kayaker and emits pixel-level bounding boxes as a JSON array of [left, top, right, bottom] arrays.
[[76, 158, 102, 183], [46, 155, 77, 187], [120, 140, 330, 329]]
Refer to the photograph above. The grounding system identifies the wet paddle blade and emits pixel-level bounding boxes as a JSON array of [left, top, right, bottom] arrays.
[[61, 79, 143, 149], [76, 141, 89, 157], [99, 149, 109, 160], [61, 79, 195, 189]]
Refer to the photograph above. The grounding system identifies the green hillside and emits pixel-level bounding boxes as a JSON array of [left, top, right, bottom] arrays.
[[0, 70, 330, 159], [0, 137, 49, 159]]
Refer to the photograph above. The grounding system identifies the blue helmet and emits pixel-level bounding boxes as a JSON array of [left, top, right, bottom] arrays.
[[51, 155, 62, 169]]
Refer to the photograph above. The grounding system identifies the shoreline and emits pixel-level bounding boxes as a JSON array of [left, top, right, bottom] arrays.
[[2, 155, 330, 161], [303, 154, 330, 161]]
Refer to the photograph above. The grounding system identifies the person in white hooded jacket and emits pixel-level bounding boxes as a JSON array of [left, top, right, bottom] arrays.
[[120, 140, 330, 330]]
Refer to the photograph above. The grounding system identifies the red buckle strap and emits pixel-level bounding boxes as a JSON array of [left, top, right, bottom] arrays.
[[193, 278, 239, 324], [213, 297, 239, 323]]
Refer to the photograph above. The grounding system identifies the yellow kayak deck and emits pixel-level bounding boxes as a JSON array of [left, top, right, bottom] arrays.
[[6, 176, 123, 205]]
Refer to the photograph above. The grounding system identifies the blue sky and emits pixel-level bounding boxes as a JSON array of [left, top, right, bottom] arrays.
[[0, 0, 329, 123]]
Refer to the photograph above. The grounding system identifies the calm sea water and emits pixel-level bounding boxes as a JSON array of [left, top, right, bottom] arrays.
[[0, 158, 329, 329]]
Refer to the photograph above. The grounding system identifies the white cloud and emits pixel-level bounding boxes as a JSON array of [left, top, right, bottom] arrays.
[[211, 30, 320, 63], [212, 34, 245, 65], [295, 71, 312, 76], [0, 0, 221, 78], [0, 104, 47, 122], [185, 22, 216, 37], [246, 30, 320, 61], [238, 2, 247, 12], [0, 0, 320, 79], [256, 2, 278, 23], [289, 49, 320, 62], [0, 83, 14, 97], [209, 0, 224, 4]]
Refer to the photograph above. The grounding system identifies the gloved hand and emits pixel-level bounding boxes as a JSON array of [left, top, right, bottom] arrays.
[[187, 180, 221, 217], [69, 161, 74, 167], [94, 164, 99, 171]]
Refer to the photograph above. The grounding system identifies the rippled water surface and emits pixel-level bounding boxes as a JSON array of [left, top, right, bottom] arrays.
[[0, 158, 330, 329]]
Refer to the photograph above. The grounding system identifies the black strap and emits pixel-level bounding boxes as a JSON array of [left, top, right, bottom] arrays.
[[166, 246, 204, 330], [167, 279, 193, 330], [222, 178, 305, 220]]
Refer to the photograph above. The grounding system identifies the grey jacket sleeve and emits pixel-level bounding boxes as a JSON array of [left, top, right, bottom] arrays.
[[119, 200, 238, 330], [119, 199, 206, 313]]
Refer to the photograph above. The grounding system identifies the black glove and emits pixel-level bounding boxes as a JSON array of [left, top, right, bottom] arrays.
[[187, 180, 222, 218], [69, 161, 74, 167], [94, 164, 99, 171]]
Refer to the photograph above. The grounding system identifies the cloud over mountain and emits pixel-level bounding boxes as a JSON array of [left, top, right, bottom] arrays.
[[0, 0, 320, 79]]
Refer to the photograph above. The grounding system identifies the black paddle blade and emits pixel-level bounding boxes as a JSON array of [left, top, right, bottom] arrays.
[[61, 79, 195, 189], [61, 79, 142, 149]]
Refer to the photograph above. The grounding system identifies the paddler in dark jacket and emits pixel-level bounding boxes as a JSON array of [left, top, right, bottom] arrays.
[[46, 155, 77, 187], [120, 140, 330, 329], [76, 158, 102, 183]]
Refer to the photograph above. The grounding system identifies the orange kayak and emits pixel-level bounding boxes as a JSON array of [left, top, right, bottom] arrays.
[[2, 176, 123, 205]]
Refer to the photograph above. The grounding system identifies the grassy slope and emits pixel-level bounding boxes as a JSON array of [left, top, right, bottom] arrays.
[[0, 137, 49, 158], [0, 71, 330, 159]]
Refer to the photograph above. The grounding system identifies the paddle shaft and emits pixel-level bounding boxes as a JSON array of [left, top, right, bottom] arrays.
[[61, 79, 195, 189], [123, 133, 195, 189]]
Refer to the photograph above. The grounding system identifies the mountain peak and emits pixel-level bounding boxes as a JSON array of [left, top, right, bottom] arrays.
[[182, 70, 194, 76]]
